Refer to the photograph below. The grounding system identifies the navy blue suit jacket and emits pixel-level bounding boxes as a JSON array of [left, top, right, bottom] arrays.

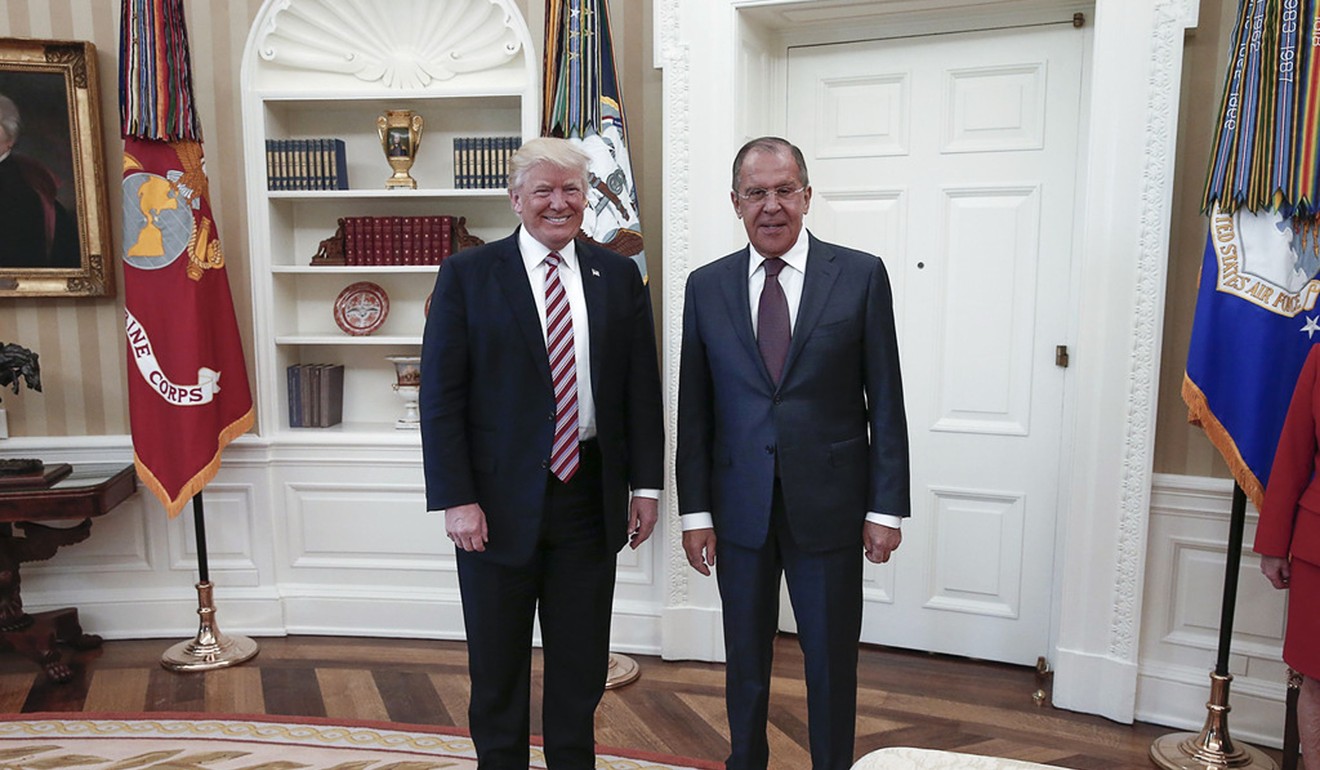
[[420, 230, 665, 566], [677, 234, 910, 551]]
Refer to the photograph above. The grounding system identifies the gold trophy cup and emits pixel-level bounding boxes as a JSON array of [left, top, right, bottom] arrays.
[[377, 110, 424, 189]]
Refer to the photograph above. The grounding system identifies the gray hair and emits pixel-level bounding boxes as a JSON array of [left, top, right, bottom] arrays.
[[508, 136, 590, 191], [731, 136, 809, 191], [0, 95, 20, 145]]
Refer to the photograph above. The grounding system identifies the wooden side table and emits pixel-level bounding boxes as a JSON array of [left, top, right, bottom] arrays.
[[0, 462, 137, 683]]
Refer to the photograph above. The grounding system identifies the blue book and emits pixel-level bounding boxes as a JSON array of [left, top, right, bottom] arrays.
[[266, 138, 277, 188], [311, 138, 324, 190], [332, 138, 348, 190], [286, 363, 302, 427]]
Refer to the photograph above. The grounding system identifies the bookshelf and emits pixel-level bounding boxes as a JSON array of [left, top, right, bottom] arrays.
[[240, 0, 538, 438]]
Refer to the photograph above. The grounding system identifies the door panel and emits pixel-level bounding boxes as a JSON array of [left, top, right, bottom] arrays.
[[786, 22, 1084, 665]]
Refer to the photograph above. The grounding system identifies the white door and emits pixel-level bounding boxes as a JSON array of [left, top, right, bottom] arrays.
[[784, 23, 1085, 665]]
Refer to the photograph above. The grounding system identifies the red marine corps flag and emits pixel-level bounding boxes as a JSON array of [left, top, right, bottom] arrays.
[[119, 0, 254, 518]]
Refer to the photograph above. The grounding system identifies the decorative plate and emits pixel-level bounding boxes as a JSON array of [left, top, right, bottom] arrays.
[[334, 281, 390, 335]]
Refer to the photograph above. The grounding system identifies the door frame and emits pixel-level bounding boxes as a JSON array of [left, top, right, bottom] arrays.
[[657, 0, 1200, 724]]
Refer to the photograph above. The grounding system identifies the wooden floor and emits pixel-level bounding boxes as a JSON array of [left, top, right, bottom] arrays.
[[0, 634, 1275, 769]]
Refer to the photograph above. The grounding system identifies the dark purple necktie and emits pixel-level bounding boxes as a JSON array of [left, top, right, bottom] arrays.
[[758, 258, 790, 384]]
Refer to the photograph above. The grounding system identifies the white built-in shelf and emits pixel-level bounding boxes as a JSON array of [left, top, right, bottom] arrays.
[[275, 334, 423, 346], [243, 0, 536, 434], [272, 266, 442, 275], [267, 188, 509, 201], [284, 421, 423, 442]]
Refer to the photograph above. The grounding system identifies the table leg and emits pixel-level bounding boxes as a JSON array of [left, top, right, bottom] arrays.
[[0, 518, 99, 683], [0, 608, 102, 683]]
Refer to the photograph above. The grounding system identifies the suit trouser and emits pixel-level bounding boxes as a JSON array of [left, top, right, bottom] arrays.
[[716, 479, 863, 770], [456, 441, 615, 770]]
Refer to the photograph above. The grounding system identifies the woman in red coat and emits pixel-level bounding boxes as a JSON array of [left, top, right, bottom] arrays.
[[1257, 343, 1320, 765]]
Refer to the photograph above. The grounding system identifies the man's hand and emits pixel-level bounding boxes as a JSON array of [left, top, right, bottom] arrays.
[[446, 503, 488, 552], [683, 528, 717, 576], [1261, 554, 1291, 590], [863, 522, 901, 564], [628, 497, 659, 549]]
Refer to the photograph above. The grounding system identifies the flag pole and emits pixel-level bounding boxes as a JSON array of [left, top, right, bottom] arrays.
[[160, 491, 258, 671], [1149, 484, 1276, 770], [119, 0, 259, 674], [543, 0, 648, 690]]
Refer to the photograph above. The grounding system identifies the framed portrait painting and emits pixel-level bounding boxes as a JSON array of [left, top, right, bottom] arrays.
[[0, 38, 114, 298]]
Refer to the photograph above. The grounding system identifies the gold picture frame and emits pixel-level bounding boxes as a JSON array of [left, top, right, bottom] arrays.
[[0, 38, 113, 298]]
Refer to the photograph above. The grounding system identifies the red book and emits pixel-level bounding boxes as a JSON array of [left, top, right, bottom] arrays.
[[343, 217, 359, 265], [440, 215, 453, 262], [371, 217, 384, 265], [353, 217, 368, 265], [401, 216, 415, 265], [414, 217, 425, 265], [421, 216, 435, 264], [388, 215, 398, 266]]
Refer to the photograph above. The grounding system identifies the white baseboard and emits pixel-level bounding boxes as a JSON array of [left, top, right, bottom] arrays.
[[1051, 645, 1138, 723], [1136, 660, 1287, 749], [24, 592, 286, 641], [660, 605, 725, 662]]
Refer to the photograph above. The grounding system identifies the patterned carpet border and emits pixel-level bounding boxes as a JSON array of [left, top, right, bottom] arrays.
[[0, 712, 724, 770]]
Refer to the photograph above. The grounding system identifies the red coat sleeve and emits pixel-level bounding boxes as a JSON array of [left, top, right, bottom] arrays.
[[1256, 345, 1320, 559]]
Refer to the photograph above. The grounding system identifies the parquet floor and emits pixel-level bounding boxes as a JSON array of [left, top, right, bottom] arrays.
[[0, 634, 1279, 769]]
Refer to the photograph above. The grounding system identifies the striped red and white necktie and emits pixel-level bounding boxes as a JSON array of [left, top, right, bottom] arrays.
[[544, 251, 580, 482]]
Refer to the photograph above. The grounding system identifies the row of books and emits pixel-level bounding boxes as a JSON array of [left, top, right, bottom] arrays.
[[329, 215, 454, 266], [454, 136, 521, 190], [267, 138, 349, 191], [287, 363, 345, 428]]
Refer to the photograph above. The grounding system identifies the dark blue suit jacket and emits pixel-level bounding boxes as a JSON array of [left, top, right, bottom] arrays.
[[677, 234, 910, 551], [420, 230, 665, 566]]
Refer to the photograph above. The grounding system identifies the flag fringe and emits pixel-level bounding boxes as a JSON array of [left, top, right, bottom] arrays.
[[134, 407, 254, 518], [1181, 374, 1265, 508]]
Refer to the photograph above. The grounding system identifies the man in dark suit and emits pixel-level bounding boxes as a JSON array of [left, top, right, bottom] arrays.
[[677, 136, 910, 770], [421, 137, 664, 770]]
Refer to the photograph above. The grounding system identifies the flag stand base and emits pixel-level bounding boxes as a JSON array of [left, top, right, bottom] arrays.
[[605, 652, 640, 689], [1149, 672, 1277, 769], [160, 581, 259, 672]]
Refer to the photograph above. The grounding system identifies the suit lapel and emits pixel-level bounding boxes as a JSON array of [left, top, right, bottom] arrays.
[[578, 241, 606, 396], [494, 233, 553, 391], [782, 235, 839, 381], [719, 248, 768, 382]]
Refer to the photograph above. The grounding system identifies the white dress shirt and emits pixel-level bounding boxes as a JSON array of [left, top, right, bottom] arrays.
[[682, 228, 901, 531], [518, 229, 658, 502], [519, 228, 596, 442]]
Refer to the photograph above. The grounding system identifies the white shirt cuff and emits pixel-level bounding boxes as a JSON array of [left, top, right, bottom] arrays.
[[867, 513, 903, 529], [681, 512, 714, 531], [684, 511, 900, 530]]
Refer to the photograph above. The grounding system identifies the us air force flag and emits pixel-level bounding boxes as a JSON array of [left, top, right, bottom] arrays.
[[543, 0, 646, 281], [1185, 0, 1320, 506], [1183, 205, 1320, 505]]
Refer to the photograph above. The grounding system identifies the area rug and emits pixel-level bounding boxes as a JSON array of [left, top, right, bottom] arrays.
[[0, 713, 723, 770]]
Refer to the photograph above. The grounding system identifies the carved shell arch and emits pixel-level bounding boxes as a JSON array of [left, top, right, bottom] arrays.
[[255, 0, 524, 89]]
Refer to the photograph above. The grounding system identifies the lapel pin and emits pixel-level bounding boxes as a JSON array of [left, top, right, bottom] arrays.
[[591, 268, 601, 277]]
